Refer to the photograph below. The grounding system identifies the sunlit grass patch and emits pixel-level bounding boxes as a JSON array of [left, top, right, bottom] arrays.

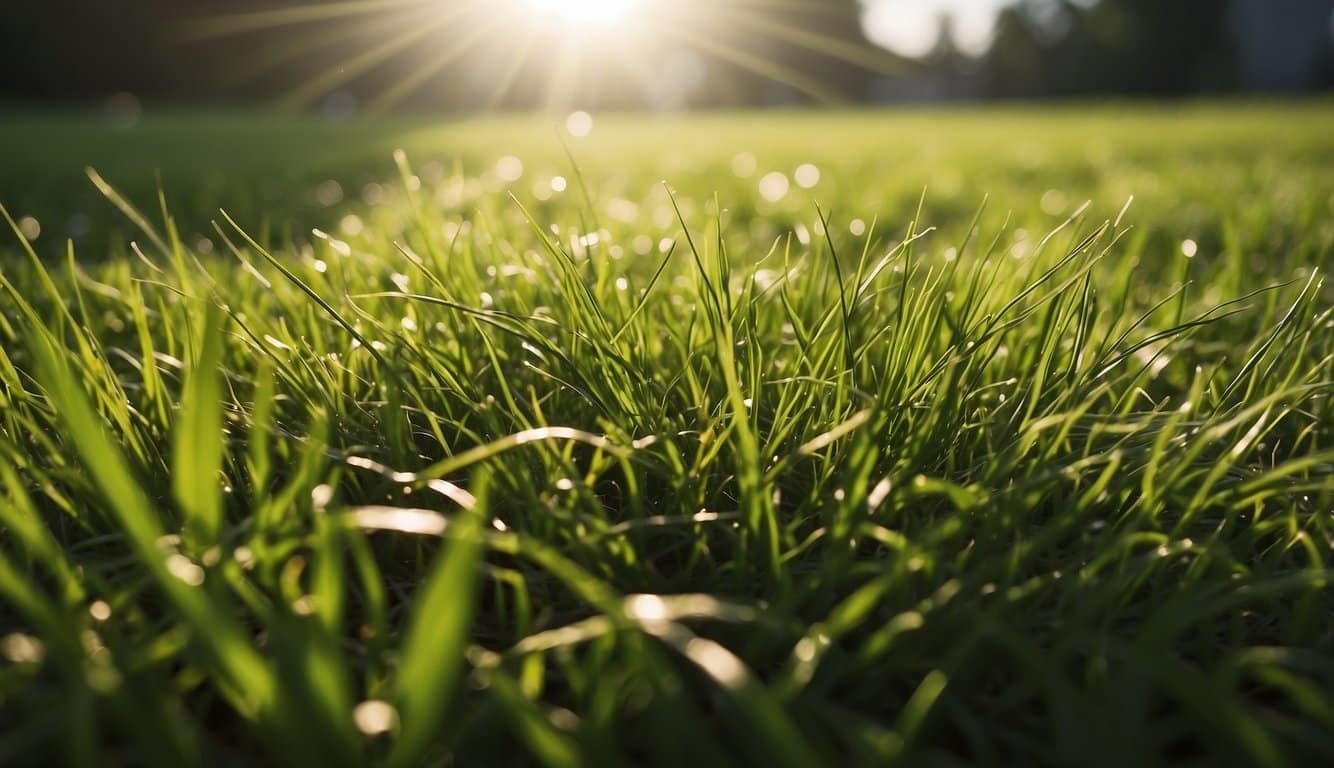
[[0, 105, 1331, 765]]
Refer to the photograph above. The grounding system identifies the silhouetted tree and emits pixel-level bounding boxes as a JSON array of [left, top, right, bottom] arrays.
[[1084, 0, 1234, 94], [981, 0, 1239, 99], [986, 5, 1046, 98]]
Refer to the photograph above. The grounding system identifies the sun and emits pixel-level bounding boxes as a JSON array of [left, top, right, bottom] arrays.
[[529, 0, 643, 28]]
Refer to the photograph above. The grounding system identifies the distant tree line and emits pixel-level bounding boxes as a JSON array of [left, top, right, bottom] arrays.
[[975, 0, 1331, 99], [0, 0, 1328, 110]]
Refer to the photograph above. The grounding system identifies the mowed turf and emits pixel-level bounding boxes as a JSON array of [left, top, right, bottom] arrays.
[[0, 103, 1331, 766]]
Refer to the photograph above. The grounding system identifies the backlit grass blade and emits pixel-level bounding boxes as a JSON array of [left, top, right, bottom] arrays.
[[387, 468, 489, 766], [174, 301, 227, 547], [26, 331, 279, 718]]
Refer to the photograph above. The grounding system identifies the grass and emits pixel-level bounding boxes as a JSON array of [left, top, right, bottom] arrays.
[[0, 102, 1331, 766]]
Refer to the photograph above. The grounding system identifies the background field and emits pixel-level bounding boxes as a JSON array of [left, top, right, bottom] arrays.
[[4, 102, 1333, 254], [1, 103, 1332, 766]]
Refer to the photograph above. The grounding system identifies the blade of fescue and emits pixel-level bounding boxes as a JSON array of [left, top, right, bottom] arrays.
[[174, 300, 227, 547], [26, 331, 279, 717], [388, 468, 489, 766]]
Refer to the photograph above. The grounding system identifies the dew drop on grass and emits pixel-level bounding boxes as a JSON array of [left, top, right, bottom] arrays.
[[89, 601, 112, 622], [1, 634, 44, 664], [606, 198, 639, 222], [340, 214, 364, 237], [1040, 188, 1067, 215], [166, 554, 205, 586], [311, 485, 334, 510], [794, 163, 821, 189], [549, 708, 580, 732], [495, 156, 524, 183], [314, 180, 343, 207], [361, 183, 386, 206], [759, 171, 790, 203], [17, 216, 40, 241], [354, 700, 399, 736], [1181, 239, 1198, 258], [730, 152, 757, 178], [566, 110, 594, 138]]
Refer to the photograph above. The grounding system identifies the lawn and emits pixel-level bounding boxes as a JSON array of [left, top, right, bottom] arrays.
[[0, 102, 1331, 766]]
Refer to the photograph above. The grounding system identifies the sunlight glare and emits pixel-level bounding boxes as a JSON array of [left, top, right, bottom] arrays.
[[530, 0, 642, 28]]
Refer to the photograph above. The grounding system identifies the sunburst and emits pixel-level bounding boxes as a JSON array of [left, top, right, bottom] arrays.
[[188, 0, 905, 112], [530, 0, 643, 27]]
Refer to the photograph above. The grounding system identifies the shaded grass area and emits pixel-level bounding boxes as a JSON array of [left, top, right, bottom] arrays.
[[0, 103, 1332, 765]]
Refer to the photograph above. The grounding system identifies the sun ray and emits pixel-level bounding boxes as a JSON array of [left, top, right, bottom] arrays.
[[715, 7, 907, 77], [280, 2, 490, 107], [542, 33, 586, 113], [366, 13, 510, 112], [220, 9, 438, 88], [702, 0, 867, 20], [185, 0, 427, 40], [483, 26, 542, 111], [657, 23, 839, 104], [282, 24, 446, 107], [189, 0, 903, 112]]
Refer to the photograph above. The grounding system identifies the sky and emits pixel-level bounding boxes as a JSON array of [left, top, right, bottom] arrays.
[[860, 0, 1017, 58]]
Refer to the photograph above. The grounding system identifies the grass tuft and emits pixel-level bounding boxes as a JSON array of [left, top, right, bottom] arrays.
[[0, 105, 1331, 766]]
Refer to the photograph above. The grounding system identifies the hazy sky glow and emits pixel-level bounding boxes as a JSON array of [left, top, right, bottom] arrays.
[[860, 0, 1015, 58]]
